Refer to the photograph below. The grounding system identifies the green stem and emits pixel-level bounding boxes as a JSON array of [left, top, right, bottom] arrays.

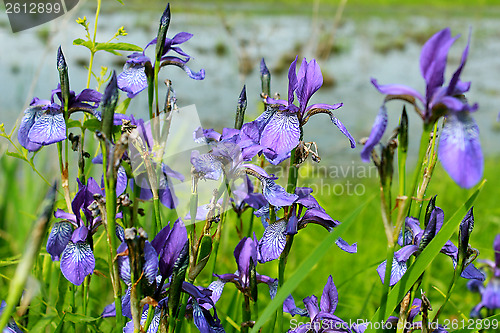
[[242, 295, 251, 333], [143, 305, 155, 332], [432, 268, 459, 321], [101, 143, 123, 332]]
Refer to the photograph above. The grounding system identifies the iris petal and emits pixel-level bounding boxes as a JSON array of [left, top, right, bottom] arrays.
[[60, 240, 95, 286], [258, 220, 286, 263], [438, 112, 483, 188], [260, 111, 300, 165], [117, 63, 148, 98], [320, 275, 338, 314], [360, 105, 388, 162], [46, 222, 73, 261], [28, 112, 66, 145]]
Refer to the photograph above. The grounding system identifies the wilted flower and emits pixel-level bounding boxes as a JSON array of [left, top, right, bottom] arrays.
[[363, 28, 482, 188]]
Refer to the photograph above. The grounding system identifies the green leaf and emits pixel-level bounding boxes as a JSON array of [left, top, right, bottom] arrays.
[[95, 42, 142, 52], [63, 312, 101, 323], [250, 195, 374, 333], [115, 0, 124, 4], [66, 119, 82, 129], [367, 180, 486, 331], [53, 313, 66, 333], [115, 98, 131, 115], [83, 118, 101, 132], [5, 151, 27, 161], [28, 314, 58, 331], [73, 38, 94, 51]]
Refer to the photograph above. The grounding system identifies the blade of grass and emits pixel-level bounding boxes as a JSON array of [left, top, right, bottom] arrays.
[[366, 180, 485, 332], [251, 194, 374, 333]]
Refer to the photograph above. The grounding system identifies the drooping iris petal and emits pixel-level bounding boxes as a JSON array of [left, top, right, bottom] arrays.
[[28, 111, 66, 145], [299, 208, 339, 231], [330, 114, 356, 148], [161, 57, 205, 80], [320, 275, 338, 314], [258, 220, 286, 263], [360, 105, 388, 162], [117, 63, 148, 98], [377, 245, 418, 286], [192, 300, 225, 333], [18, 106, 42, 151], [461, 264, 485, 281], [303, 295, 320, 321], [46, 222, 73, 261], [335, 237, 357, 254], [377, 257, 407, 287], [283, 294, 308, 317], [256, 274, 279, 299], [259, 111, 300, 165], [101, 302, 116, 318], [261, 178, 298, 207], [438, 112, 483, 188], [60, 240, 95, 286]]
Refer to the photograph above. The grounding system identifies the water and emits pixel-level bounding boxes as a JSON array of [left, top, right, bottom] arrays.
[[1, 2, 499, 166]]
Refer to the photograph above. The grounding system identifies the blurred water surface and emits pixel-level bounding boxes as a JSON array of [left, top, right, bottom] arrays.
[[1, 1, 499, 165]]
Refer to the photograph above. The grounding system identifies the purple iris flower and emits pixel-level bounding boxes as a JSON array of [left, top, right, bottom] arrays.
[[46, 177, 104, 285], [363, 28, 482, 188], [377, 206, 484, 286], [18, 86, 101, 151], [117, 32, 204, 98], [190, 128, 295, 209], [257, 187, 357, 263], [284, 275, 367, 333], [250, 56, 355, 165], [112, 219, 224, 332], [210, 236, 278, 302], [468, 234, 500, 317]]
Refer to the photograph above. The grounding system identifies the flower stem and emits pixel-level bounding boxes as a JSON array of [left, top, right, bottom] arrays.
[[432, 267, 459, 321], [242, 295, 252, 333], [101, 142, 124, 332]]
